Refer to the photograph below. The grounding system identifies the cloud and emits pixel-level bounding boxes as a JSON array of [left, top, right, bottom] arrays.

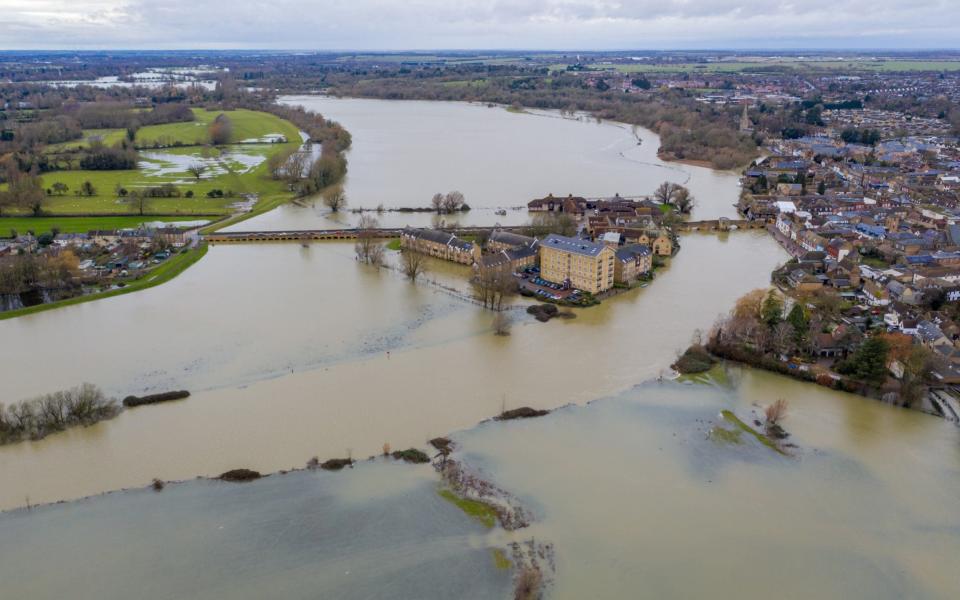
[[0, 0, 956, 49]]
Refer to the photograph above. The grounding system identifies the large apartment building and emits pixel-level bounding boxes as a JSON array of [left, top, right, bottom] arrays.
[[539, 234, 615, 294]]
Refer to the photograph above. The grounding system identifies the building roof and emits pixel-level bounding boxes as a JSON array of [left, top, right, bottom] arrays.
[[403, 227, 473, 251], [615, 244, 651, 262], [478, 246, 537, 269], [542, 234, 608, 258], [601, 232, 621, 244], [488, 229, 537, 248]]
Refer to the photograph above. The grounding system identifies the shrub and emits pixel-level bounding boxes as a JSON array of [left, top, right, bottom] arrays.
[[672, 344, 715, 374], [496, 407, 550, 421], [122, 390, 190, 408], [218, 469, 261, 482], [320, 458, 353, 470], [391, 448, 431, 463]]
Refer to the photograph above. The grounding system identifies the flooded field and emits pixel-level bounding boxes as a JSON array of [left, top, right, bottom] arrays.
[[450, 371, 960, 598], [229, 97, 743, 231], [0, 232, 785, 509], [2, 97, 958, 599], [0, 461, 511, 600]]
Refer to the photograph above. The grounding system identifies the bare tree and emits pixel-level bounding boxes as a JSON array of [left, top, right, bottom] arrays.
[[285, 151, 308, 182], [475, 263, 517, 310], [765, 399, 789, 426], [187, 163, 207, 181], [654, 181, 677, 205], [441, 190, 466, 213], [771, 322, 795, 356], [401, 250, 427, 282], [267, 147, 296, 180], [322, 189, 347, 212], [431, 192, 445, 213], [672, 186, 695, 214], [528, 212, 577, 237], [493, 312, 512, 336], [355, 214, 385, 266], [125, 190, 150, 216]]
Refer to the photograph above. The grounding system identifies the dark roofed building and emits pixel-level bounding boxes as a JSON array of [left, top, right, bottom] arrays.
[[487, 229, 538, 252], [400, 227, 480, 265]]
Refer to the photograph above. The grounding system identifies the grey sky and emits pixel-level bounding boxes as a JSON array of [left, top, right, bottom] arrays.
[[0, 0, 957, 50]]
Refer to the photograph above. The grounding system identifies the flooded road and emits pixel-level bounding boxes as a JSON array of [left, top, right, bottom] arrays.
[[228, 97, 743, 231]]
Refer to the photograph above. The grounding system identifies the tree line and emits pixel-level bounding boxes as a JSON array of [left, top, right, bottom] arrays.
[[0, 383, 120, 445], [312, 66, 759, 169]]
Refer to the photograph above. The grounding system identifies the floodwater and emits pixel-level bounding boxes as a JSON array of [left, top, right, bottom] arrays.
[[0, 232, 785, 509], [2, 97, 958, 599], [227, 97, 743, 231], [0, 460, 511, 600], [451, 371, 960, 598]]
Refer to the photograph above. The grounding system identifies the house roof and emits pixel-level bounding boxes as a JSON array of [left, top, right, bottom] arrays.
[[403, 227, 474, 251], [489, 230, 537, 248], [478, 246, 537, 269], [542, 234, 608, 258], [615, 244, 651, 262]]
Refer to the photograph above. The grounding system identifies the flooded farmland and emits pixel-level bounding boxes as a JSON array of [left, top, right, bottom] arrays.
[[0, 461, 512, 600], [2, 97, 959, 599], [0, 231, 785, 509], [450, 372, 960, 599]]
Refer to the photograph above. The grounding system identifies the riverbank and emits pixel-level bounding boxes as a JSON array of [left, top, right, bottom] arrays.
[[0, 243, 209, 321], [703, 336, 946, 419]]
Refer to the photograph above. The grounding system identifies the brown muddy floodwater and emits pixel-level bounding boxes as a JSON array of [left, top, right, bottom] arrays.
[[452, 370, 960, 599], [1, 98, 959, 599], [228, 96, 744, 231], [0, 232, 784, 509]]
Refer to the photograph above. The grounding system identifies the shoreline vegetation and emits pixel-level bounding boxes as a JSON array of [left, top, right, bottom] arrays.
[[0, 384, 120, 446], [321, 72, 759, 170], [0, 383, 193, 447], [673, 287, 942, 417], [1, 376, 823, 597], [0, 243, 208, 320], [1, 87, 353, 319], [122, 390, 190, 408]]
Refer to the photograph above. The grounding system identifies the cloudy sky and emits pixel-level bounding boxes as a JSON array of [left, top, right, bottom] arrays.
[[0, 0, 957, 50]]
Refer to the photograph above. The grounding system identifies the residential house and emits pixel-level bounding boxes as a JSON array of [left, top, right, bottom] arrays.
[[613, 245, 652, 284], [400, 228, 481, 265], [475, 246, 538, 276], [487, 229, 538, 253]]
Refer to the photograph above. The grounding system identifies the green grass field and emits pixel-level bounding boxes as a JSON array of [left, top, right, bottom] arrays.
[[0, 216, 212, 236], [5, 108, 304, 230]]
